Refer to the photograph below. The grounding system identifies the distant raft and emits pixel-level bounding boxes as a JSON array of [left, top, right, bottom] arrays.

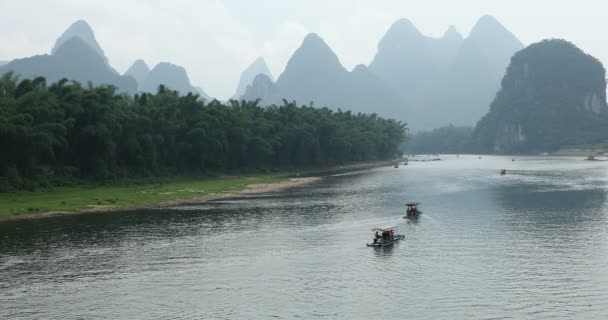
[[404, 202, 423, 219]]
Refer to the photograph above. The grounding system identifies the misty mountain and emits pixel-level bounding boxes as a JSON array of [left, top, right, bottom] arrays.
[[241, 16, 520, 130], [0, 20, 136, 93], [275, 33, 350, 106], [369, 19, 463, 105], [233, 57, 273, 100], [472, 39, 608, 153], [142, 62, 198, 95], [241, 74, 279, 103], [51, 20, 116, 73], [132, 61, 212, 100], [0, 61, 7, 66], [348, 64, 407, 119], [367, 15, 522, 130], [434, 15, 524, 128], [0, 36, 137, 93], [245, 33, 407, 118], [124, 59, 150, 90]]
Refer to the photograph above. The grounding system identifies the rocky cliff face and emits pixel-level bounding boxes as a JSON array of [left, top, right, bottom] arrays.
[[472, 39, 608, 153]]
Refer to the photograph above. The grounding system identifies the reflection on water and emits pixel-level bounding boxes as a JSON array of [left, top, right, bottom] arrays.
[[2, 155, 608, 319], [372, 244, 397, 258]]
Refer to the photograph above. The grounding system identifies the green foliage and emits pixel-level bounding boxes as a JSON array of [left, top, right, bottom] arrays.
[[472, 39, 608, 153], [0, 74, 407, 191], [404, 125, 473, 154], [0, 174, 288, 218]]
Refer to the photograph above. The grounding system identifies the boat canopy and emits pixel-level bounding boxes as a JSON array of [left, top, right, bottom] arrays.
[[371, 225, 397, 232], [405, 202, 420, 206]]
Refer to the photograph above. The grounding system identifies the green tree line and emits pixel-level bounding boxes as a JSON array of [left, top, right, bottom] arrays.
[[0, 73, 406, 191], [403, 125, 472, 154]]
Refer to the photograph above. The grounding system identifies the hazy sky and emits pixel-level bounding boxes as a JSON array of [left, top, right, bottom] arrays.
[[0, 0, 605, 99]]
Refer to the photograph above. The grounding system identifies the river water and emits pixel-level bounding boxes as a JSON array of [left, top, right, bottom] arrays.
[[1, 155, 608, 319]]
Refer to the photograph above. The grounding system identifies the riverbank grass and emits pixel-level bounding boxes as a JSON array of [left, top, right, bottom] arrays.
[[0, 174, 289, 219]]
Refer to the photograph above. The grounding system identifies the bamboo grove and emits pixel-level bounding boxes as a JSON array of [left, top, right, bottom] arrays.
[[0, 73, 407, 191]]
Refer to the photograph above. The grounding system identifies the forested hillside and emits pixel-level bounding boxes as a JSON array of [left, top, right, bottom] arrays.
[[0, 73, 406, 191], [472, 39, 608, 153]]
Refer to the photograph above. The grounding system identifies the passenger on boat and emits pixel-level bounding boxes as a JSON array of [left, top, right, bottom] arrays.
[[375, 231, 381, 240]]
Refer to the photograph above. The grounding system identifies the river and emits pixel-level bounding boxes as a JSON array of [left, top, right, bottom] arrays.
[[2, 155, 608, 319]]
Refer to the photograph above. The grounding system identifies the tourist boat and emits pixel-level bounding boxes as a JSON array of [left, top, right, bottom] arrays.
[[367, 225, 405, 247], [500, 169, 507, 175], [404, 202, 422, 219]]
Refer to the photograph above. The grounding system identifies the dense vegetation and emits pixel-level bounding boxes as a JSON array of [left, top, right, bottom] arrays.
[[404, 125, 473, 154], [0, 73, 406, 191], [472, 39, 608, 153]]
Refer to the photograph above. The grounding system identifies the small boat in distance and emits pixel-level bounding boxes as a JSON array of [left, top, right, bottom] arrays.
[[367, 225, 405, 247], [500, 169, 507, 175], [405, 202, 423, 219]]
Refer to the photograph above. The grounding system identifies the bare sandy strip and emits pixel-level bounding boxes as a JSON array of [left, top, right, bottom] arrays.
[[6, 177, 320, 221], [156, 177, 320, 207]]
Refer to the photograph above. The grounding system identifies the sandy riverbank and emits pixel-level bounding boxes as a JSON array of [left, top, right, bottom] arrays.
[[155, 177, 320, 207]]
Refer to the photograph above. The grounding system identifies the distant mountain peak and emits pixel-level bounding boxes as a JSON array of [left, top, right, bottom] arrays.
[[240, 73, 278, 102], [443, 25, 463, 41], [476, 14, 501, 27], [299, 33, 342, 55], [52, 20, 104, 58], [378, 19, 424, 50], [125, 59, 150, 90], [252, 56, 266, 66], [232, 56, 274, 99], [70, 20, 92, 29], [142, 62, 196, 94], [53, 36, 98, 57], [130, 59, 148, 68], [390, 18, 422, 34], [155, 62, 186, 73], [468, 15, 522, 47], [299, 33, 335, 54], [249, 57, 273, 80], [278, 32, 346, 85], [0, 34, 136, 94]]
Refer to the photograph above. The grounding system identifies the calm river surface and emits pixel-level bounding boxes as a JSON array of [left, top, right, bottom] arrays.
[[2, 155, 608, 319]]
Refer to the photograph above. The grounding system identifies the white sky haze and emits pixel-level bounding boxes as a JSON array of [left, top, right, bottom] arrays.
[[0, 0, 605, 99]]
